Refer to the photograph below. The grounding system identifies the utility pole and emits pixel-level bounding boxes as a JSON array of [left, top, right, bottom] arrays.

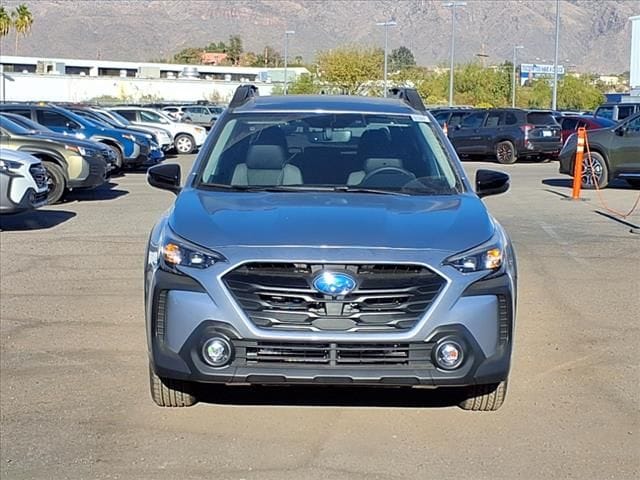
[[476, 42, 489, 68], [283, 30, 295, 95], [376, 19, 397, 97], [443, 2, 466, 107], [552, 0, 560, 110], [512, 45, 524, 107]]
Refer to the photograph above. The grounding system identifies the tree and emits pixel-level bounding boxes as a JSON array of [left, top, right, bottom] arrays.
[[172, 47, 203, 64], [521, 78, 552, 108], [0, 6, 11, 38], [226, 35, 243, 65], [317, 47, 383, 94], [286, 74, 317, 94], [12, 4, 33, 55], [253, 46, 282, 68], [205, 40, 227, 53], [558, 75, 605, 110], [389, 46, 416, 71]]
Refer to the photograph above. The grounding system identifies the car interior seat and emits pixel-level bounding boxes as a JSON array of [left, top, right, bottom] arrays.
[[231, 126, 303, 186]]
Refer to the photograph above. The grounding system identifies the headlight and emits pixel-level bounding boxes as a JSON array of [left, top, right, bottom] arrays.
[[444, 229, 505, 273], [159, 229, 225, 273], [0, 159, 22, 172]]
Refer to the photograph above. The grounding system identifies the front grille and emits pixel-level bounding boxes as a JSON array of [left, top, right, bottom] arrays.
[[223, 262, 446, 332], [34, 191, 48, 204], [237, 341, 434, 367], [29, 164, 48, 189]]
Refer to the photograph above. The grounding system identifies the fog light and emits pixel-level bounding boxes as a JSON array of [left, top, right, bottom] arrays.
[[435, 341, 464, 370], [202, 337, 233, 367]]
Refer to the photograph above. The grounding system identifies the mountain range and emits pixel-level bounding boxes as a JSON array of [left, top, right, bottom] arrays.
[[0, 0, 637, 74]]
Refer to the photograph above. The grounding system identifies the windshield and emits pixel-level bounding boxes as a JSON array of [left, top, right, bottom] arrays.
[[74, 111, 113, 128], [0, 113, 53, 133], [197, 112, 461, 195], [102, 110, 131, 127], [526, 112, 558, 125], [0, 116, 32, 135]]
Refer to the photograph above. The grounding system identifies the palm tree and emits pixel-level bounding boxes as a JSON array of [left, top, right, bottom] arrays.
[[0, 7, 11, 38], [12, 4, 33, 55]]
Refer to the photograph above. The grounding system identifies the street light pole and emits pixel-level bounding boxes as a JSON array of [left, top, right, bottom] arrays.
[[552, 0, 560, 110], [283, 30, 295, 95], [512, 45, 524, 108], [443, 2, 466, 107], [375, 19, 397, 97]]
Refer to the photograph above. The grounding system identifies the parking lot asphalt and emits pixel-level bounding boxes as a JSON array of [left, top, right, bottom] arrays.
[[1, 156, 639, 480]]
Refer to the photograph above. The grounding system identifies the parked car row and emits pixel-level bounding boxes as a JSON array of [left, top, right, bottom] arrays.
[[430, 105, 640, 187], [0, 102, 210, 208]]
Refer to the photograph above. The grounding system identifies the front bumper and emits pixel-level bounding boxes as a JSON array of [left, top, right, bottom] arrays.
[[67, 155, 108, 189], [0, 178, 46, 213], [146, 250, 515, 388]]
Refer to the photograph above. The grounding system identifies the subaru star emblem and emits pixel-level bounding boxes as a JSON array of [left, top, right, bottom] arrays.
[[313, 272, 357, 296]]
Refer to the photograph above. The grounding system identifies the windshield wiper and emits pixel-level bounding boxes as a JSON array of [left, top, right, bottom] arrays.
[[200, 184, 333, 192], [331, 186, 410, 196], [199, 184, 410, 195]]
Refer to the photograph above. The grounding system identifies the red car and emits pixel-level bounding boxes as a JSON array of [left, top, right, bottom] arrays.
[[559, 115, 617, 144]]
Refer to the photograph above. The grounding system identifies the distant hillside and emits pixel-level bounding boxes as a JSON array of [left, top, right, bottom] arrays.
[[0, 0, 637, 73]]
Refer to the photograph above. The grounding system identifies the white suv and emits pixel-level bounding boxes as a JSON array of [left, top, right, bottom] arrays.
[[0, 149, 48, 214], [108, 107, 207, 154]]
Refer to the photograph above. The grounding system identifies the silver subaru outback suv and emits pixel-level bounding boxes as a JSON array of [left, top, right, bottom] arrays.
[[145, 86, 517, 411]]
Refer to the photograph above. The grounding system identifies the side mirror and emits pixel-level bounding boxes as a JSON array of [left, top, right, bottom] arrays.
[[615, 126, 626, 136], [66, 122, 77, 130], [147, 163, 181, 194], [455, 124, 462, 130], [475, 169, 510, 198]]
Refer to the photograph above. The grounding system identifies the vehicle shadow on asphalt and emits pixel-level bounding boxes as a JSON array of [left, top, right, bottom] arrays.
[[0, 209, 76, 231], [461, 156, 553, 165], [542, 178, 637, 191], [64, 182, 129, 202], [196, 385, 464, 409]]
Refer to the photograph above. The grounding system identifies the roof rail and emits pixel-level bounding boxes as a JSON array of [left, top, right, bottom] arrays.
[[388, 87, 426, 112], [229, 84, 259, 109]]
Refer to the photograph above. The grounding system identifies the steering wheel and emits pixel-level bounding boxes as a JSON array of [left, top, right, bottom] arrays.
[[360, 167, 416, 188]]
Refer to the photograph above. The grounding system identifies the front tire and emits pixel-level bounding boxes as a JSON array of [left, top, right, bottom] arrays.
[[459, 380, 508, 411], [174, 134, 195, 154], [495, 141, 517, 164], [149, 364, 197, 407], [42, 161, 67, 204], [581, 151, 609, 189]]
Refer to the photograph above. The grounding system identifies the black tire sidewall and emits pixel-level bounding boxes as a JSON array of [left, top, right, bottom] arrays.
[[496, 141, 517, 164], [43, 161, 67, 204]]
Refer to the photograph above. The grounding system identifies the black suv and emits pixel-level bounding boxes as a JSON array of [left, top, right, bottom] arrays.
[[448, 109, 562, 164], [430, 108, 476, 129]]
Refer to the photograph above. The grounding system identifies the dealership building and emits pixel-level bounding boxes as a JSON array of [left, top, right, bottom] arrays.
[[0, 55, 309, 103]]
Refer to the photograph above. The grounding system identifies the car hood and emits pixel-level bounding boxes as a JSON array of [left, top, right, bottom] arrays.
[[168, 189, 495, 253], [27, 132, 110, 151]]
